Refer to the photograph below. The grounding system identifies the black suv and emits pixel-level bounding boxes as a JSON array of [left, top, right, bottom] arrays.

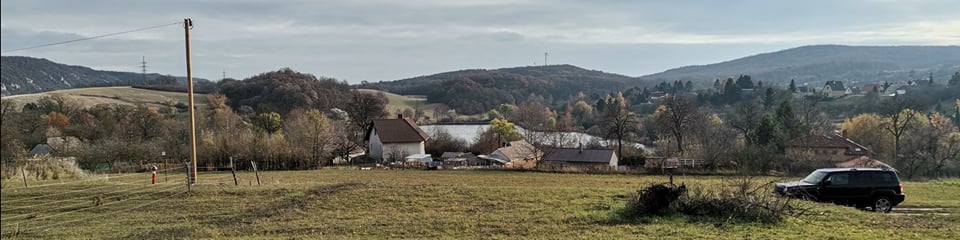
[[773, 168, 905, 212]]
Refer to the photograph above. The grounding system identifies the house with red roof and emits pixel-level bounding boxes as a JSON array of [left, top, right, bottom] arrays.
[[366, 116, 431, 161]]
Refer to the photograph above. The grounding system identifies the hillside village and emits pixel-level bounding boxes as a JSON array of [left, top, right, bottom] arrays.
[[3, 63, 958, 180]]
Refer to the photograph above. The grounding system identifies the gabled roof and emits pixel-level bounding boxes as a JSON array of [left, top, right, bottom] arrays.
[[367, 118, 430, 143], [835, 156, 893, 169], [29, 144, 57, 156], [493, 140, 538, 161], [542, 148, 616, 163], [786, 135, 869, 155], [824, 81, 846, 91]]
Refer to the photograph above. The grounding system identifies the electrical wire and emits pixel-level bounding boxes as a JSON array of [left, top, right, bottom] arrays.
[[0, 172, 160, 203], [1, 22, 182, 53], [0, 182, 158, 221], [1, 177, 152, 213], [0, 183, 184, 227], [26, 187, 188, 232], [0, 172, 143, 193]]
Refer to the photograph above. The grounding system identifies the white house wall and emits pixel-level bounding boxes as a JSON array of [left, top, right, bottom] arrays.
[[369, 129, 384, 160], [382, 142, 424, 160]]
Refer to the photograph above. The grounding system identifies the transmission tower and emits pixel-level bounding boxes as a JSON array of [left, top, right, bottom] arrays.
[[140, 56, 148, 85]]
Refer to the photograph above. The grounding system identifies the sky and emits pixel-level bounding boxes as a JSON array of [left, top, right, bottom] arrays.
[[2, 0, 958, 83]]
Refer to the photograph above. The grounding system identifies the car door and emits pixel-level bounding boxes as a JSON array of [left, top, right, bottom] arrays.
[[819, 172, 853, 202], [847, 172, 873, 202]]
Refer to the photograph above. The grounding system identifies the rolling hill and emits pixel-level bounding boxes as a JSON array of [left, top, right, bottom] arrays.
[[1, 56, 209, 96], [365, 64, 634, 114], [638, 45, 960, 87]]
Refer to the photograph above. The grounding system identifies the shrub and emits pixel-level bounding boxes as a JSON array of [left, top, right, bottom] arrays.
[[622, 177, 806, 224], [623, 183, 687, 217]]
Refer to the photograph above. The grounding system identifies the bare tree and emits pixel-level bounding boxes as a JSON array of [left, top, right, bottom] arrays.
[[654, 95, 700, 155], [880, 98, 923, 166], [728, 102, 762, 144], [601, 92, 639, 159]]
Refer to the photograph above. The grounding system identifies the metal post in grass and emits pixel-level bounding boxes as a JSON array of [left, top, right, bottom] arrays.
[[251, 161, 261, 186], [230, 157, 238, 186], [185, 163, 192, 191], [21, 168, 28, 188]]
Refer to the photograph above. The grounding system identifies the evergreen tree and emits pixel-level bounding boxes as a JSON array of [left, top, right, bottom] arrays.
[[753, 114, 781, 146], [685, 80, 694, 91], [789, 79, 797, 93], [736, 75, 754, 89], [757, 80, 763, 88], [713, 79, 721, 90], [950, 72, 960, 86], [775, 100, 802, 139]]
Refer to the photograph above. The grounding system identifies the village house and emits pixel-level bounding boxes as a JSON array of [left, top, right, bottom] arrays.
[[366, 116, 430, 161], [489, 140, 539, 163], [785, 133, 869, 163], [862, 83, 883, 94], [541, 148, 618, 168], [29, 136, 82, 157], [821, 81, 849, 98], [440, 152, 479, 167]]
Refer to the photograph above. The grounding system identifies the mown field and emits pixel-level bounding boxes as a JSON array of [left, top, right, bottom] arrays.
[[1, 169, 958, 239], [0, 86, 208, 109]]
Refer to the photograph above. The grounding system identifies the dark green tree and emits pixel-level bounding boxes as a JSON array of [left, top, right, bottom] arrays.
[[789, 79, 797, 93], [950, 72, 960, 86], [713, 79, 722, 90], [752, 114, 781, 146], [776, 100, 802, 139], [736, 75, 754, 89]]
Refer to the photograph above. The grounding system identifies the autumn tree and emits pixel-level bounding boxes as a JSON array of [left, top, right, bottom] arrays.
[[880, 98, 924, 165], [602, 92, 640, 158], [654, 95, 699, 155], [254, 112, 283, 135], [842, 113, 893, 159], [284, 109, 332, 167]]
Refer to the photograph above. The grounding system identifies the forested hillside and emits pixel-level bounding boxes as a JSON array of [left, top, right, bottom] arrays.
[[365, 64, 635, 114], [1, 56, 209, 96], [639, 45, 960, 87]]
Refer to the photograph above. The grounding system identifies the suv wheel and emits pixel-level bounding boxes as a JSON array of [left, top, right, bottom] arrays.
[[872, 196, 893, 213]]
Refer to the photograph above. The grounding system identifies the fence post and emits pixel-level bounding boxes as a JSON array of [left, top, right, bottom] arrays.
[[185, 163, 192, 191], [251, 161, 262, 186], [230, 157, 238, 186], [21, 168, 28, 188]]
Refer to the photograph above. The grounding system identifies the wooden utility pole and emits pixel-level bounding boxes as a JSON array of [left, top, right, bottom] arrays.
[[184, 18, 198, 184]]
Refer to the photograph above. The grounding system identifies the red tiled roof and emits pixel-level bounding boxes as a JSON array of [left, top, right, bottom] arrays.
[[368, 118, 430, 143]]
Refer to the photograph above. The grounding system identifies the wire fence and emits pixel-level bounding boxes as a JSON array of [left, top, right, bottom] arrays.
[[0, 162, 268, 236]]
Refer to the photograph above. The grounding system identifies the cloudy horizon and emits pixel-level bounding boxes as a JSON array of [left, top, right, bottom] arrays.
[[2, 0, 957, 83]]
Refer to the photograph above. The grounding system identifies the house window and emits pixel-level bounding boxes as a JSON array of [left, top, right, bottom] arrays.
[[855, 148, 862, 152]]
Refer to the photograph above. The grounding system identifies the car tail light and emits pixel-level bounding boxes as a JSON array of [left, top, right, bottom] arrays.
[[899, 183, 904, 194]]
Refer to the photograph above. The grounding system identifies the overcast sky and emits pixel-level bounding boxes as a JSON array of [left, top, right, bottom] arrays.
[[2, 0, 957, 83]]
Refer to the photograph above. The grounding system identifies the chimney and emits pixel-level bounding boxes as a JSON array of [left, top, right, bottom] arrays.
[[578, 142, 583, 153], [841, 129, 848, 139]]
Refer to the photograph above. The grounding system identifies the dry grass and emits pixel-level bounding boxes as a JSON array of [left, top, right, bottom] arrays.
[[1, 86, 208, 110], [1, 169, 957, 239]]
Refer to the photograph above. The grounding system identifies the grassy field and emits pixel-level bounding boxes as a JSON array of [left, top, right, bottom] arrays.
[[1, 86, 208, 110], [356, 89, 451, 119], [1, 170, 958, 239]]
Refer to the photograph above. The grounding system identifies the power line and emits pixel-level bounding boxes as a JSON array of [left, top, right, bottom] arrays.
[[0, 22, 181, 53]]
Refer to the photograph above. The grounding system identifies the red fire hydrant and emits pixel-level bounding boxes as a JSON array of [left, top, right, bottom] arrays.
[[151, 165, 158, 185]]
